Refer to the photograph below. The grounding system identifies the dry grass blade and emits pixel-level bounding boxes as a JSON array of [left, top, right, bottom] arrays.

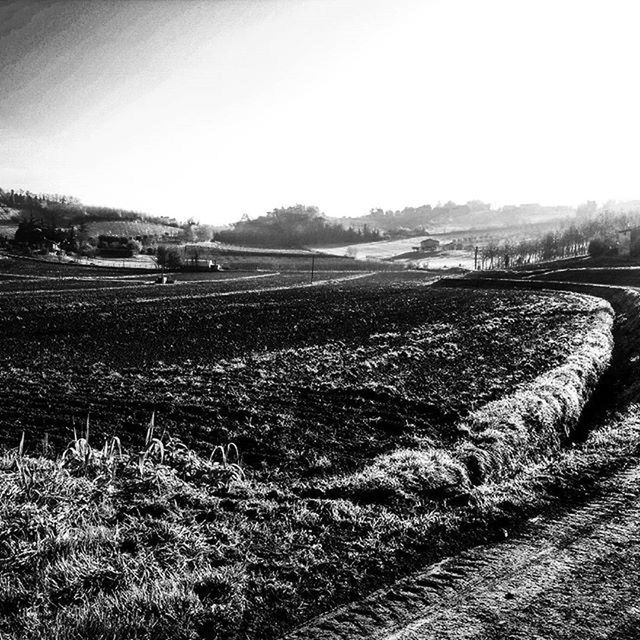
[[145, 411, 156, 446], [210, 444, 228, 466], [210, 443, 240, 466], [142, 439, 165, 467]]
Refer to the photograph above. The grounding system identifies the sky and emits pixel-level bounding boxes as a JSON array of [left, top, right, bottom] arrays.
[[1, 0, 640, 224]]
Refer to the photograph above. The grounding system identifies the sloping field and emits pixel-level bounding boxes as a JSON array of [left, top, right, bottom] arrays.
[[0, 272, 615, 638], [183, 243, 395, 271], [86, 219, 183, 237], [192, 241, 315, 256], [317, 236, 436, 259]]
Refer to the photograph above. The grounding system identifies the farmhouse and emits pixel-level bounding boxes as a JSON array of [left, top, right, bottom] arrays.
[[419, 238, 440, 251], [617, 227, 640, 257]]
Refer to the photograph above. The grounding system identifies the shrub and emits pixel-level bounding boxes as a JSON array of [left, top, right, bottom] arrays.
[[157, 245, 183, 269], [126, 239, 142, 254]]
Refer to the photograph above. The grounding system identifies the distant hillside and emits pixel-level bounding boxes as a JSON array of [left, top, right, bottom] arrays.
[[87, 220, 183, 238], [333, 201, 576, 234], [0, 187, 181, 230]]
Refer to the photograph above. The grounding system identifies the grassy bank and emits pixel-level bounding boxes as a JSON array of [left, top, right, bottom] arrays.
[[327, 294, 613, 502]]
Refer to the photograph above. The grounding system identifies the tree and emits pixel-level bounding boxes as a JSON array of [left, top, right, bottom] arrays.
[[588, 238, 609, 257], [183, 224, 198, 243], [157, 246, 182, 269], [79, 242, 96, 258], [127, 239, 142, 254], [195, 225, 215, 242], [14, 220, 44, 246]]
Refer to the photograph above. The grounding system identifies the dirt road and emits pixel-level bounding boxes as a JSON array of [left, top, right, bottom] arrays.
[[286, 458, 640, 640]]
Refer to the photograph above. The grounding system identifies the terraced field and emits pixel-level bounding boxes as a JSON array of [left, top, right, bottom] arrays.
[[0, 265, 617, 639]]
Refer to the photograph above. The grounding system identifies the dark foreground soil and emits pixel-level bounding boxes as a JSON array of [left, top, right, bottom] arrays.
[[286, 448, 640, 640]]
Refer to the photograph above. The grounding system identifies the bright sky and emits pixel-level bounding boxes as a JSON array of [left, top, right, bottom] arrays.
[[1, 0, 640, 224]]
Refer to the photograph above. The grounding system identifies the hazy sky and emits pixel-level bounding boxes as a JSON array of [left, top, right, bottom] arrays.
[[1, 0, 640, 224]]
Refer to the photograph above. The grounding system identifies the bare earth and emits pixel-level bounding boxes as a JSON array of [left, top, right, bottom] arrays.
[[285, 455, 640, 640]]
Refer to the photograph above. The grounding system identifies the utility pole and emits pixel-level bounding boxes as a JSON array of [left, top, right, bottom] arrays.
[[310, 255, 315, 283]]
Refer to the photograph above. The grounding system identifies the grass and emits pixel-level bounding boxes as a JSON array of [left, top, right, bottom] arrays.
[[329, 448, 470, 504], [456, 303, 613, 483], [3, 401, 640, 640], [0, 417, 253, 639]]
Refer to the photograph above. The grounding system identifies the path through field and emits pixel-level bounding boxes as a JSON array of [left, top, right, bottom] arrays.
[[0, 270, 376, 298], [286, 454, 640, 639], [134, 270, 376, 303]]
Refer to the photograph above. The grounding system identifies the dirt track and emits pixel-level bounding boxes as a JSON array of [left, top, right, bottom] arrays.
[[285, 454, 640, 639]]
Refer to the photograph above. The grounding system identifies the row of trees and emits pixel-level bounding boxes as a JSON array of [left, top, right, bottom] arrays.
[[477, 211, 639, 269], [215, 205, 382, 248], [479, 227, 588, 269]]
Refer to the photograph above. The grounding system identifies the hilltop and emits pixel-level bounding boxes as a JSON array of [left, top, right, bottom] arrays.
[[0, 187, 182, 230]]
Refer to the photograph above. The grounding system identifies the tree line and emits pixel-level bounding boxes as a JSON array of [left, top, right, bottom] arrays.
[[478, 211, 640, 269], [214, 205, 382, 248]]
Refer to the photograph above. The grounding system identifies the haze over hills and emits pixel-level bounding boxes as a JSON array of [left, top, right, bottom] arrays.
[[333, 201, 578, 235], [3, 184, 640, 252]]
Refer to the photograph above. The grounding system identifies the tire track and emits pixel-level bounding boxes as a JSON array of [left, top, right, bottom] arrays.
[[285, 457, 640, 640]]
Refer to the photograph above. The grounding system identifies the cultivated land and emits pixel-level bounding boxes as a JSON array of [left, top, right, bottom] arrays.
[[0, 260, 621, 639]]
